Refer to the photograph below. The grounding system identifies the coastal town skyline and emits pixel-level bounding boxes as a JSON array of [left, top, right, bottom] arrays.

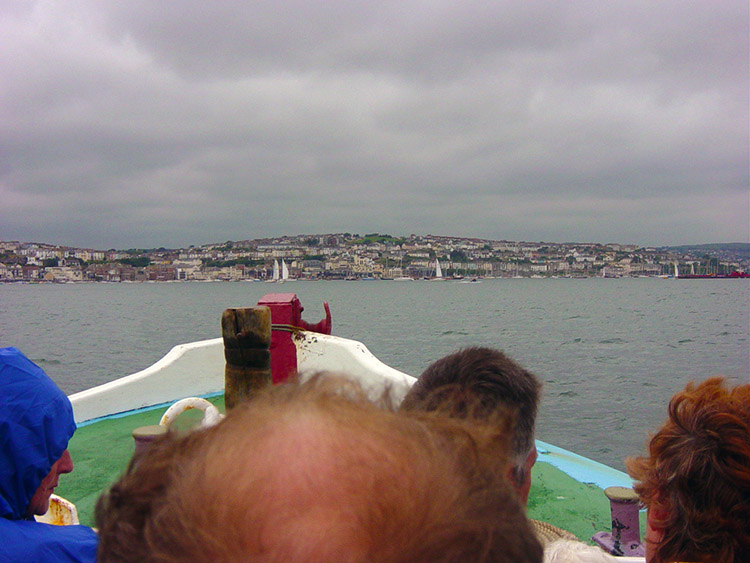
[[2, 2, 748, 250], [2, 234, 748, 283]]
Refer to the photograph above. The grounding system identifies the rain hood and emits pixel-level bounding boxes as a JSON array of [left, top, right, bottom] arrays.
[[0, 347, 76, 520]]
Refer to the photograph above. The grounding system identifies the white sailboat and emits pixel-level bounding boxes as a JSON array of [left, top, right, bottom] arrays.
[[265, 260, 280, 283], [281, 259, 294, 282], [429, 258, 445, 281]]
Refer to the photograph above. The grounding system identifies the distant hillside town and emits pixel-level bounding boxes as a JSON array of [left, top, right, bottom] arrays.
[[1, 234, 748, 283]]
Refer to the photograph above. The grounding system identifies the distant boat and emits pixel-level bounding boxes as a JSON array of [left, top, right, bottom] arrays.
[[393, 256, 411, 281], [432, 258, 445, 281], [265, 260, 281, 283], [678, 271, 750, 279], [281, 259, 294, 282], [426, 258, 447, 281]]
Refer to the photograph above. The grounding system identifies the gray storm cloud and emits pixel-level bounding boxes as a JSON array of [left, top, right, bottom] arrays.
[[1, 0, 747, 248]]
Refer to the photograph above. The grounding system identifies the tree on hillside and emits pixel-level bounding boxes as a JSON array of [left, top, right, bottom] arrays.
[[450, 249, 467, 262], [118, 257, 151, 268]]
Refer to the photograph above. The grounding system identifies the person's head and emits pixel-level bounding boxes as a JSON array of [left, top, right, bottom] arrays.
[[626, 377, 750, 563], [96, 374, 543, 562], [25, 449, 75, 517], [0, 347, 77, 520], [401, 347, 542, 503]]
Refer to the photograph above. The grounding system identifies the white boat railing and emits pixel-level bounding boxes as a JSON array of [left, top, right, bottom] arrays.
[[295, 331, 416, 403], [69, 338, 225, 424], [69, 332, 416, 424]]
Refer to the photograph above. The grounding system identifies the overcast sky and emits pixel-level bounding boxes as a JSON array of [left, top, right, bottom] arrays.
[[1, 1, 748, 249]]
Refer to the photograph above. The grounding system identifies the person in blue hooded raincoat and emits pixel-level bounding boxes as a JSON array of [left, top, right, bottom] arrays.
[[0, 347, 98, 562]]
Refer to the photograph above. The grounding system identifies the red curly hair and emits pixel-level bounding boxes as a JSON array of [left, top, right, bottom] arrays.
[[626, 377, 750, 563]]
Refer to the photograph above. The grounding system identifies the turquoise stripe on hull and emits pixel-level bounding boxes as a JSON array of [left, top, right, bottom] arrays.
[[536, 439, 633, 490]]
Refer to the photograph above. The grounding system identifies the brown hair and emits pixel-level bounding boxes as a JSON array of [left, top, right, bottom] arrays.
[[401, 347, 541, 481], [626, 377, 750, 563], [97, 375, 543, 562]]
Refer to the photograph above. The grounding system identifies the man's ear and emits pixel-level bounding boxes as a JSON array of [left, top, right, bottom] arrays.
[[512, 446, 537, 506], [526, 445, 537, 470]]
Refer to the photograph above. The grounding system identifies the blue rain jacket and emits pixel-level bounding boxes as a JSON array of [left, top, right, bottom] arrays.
[[0, 347, 97, 562]]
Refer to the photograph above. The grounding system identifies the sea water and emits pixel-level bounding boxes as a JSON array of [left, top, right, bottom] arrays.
[[1, 278, 748, 471]]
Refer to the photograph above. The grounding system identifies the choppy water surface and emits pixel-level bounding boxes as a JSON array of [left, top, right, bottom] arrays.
[[1, 278, 748, 471]]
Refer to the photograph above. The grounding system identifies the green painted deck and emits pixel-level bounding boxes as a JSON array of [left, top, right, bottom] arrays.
[[57, 399, 645, 544], [57, 397, 225, 528]]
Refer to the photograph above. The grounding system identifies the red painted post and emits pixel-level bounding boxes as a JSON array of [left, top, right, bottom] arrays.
[[257, 293, 331, 384]]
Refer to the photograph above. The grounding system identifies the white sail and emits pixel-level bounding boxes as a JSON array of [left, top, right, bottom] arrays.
[[272, 260, 280, 281], [281, 259, 289, 280], [435, 258, 443, 278]]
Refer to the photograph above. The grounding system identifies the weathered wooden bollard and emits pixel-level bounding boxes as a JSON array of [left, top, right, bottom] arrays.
[[222, 306, 272, 410], [592, 486, 645, 557]]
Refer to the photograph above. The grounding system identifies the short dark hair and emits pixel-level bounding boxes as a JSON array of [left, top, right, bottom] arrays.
[[401, 347, 541, 473], [96, 374, 543, 562]]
